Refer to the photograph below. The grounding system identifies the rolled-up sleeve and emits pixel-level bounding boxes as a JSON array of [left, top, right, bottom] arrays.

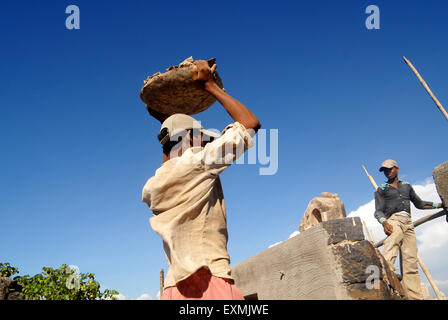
[[200, 122, 254, 175]]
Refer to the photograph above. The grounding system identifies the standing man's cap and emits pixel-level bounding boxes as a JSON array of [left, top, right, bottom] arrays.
[[159, 114, 220, 145], [379, 159, 399, 172]]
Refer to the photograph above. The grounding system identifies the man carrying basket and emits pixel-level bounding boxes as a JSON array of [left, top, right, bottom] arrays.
[[142, 60, 261, 300]]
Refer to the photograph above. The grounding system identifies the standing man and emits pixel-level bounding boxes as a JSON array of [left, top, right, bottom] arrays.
[[374, 159, 443, 300], [142, 60, 261, 300]]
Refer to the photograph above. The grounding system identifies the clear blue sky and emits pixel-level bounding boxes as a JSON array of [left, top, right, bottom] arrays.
[[1, 0, 447, 299]]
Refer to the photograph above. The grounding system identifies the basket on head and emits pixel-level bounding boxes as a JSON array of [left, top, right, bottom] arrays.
[[140, 57, 224, 117]]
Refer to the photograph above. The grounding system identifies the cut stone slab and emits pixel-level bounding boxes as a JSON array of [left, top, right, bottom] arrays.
[[433, 161, 448, 206], [231, 217, 406, 300]]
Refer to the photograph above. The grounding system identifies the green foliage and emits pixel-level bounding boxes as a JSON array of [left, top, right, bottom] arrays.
[[1, 262, 119, 300], [0, 262, 19, 277]]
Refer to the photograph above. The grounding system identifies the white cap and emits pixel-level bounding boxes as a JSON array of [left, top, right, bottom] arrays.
[[159, 114, 220, 145]]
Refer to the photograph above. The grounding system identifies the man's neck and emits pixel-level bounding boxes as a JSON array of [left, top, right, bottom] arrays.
[[163, 144, 193, 163], [387, 176, 399, 187]]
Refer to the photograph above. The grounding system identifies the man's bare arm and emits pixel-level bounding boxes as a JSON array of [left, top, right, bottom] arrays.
[[192, 61, 261, 132], [410, 186, 442, 209]]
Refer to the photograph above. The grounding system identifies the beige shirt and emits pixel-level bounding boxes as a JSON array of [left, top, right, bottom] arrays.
[[142, 122, 254, 287]]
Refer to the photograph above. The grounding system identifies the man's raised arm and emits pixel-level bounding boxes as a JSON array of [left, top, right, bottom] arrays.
[[192, 61, 261, 133]]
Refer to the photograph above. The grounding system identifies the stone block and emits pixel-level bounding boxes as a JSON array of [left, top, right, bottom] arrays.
[[299, 193, 346, 232], [433, 161, 448, 206], [231, 217, 405, 300]]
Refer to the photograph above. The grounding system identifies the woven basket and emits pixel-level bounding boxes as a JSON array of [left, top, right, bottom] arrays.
[[140, 58, 224, 116]]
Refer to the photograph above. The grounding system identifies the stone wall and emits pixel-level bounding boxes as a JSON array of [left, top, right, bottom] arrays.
[[231, 217, 406, 300]]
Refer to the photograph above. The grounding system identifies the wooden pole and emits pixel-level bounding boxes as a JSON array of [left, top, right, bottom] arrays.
[[362, 165, 444, 299], [413, 209, 447, 228], [403, 56, 448, 122], [362, 165, 378, 190], [362, 220, 374, 243], [160, 269, 164, 298], [417, 255, 444, 300], [399, 249, 404, 280]]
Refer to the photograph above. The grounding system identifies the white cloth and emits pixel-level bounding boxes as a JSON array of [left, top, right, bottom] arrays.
[[142, 122, 254, 287], [393, 211, 411, 218]]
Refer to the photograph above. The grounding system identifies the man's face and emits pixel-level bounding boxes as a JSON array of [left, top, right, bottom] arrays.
[[192, 132, 203, 148], [184, 130, 204, 149], [383, 166, 399, 180], [183, 130, 212, 152]]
